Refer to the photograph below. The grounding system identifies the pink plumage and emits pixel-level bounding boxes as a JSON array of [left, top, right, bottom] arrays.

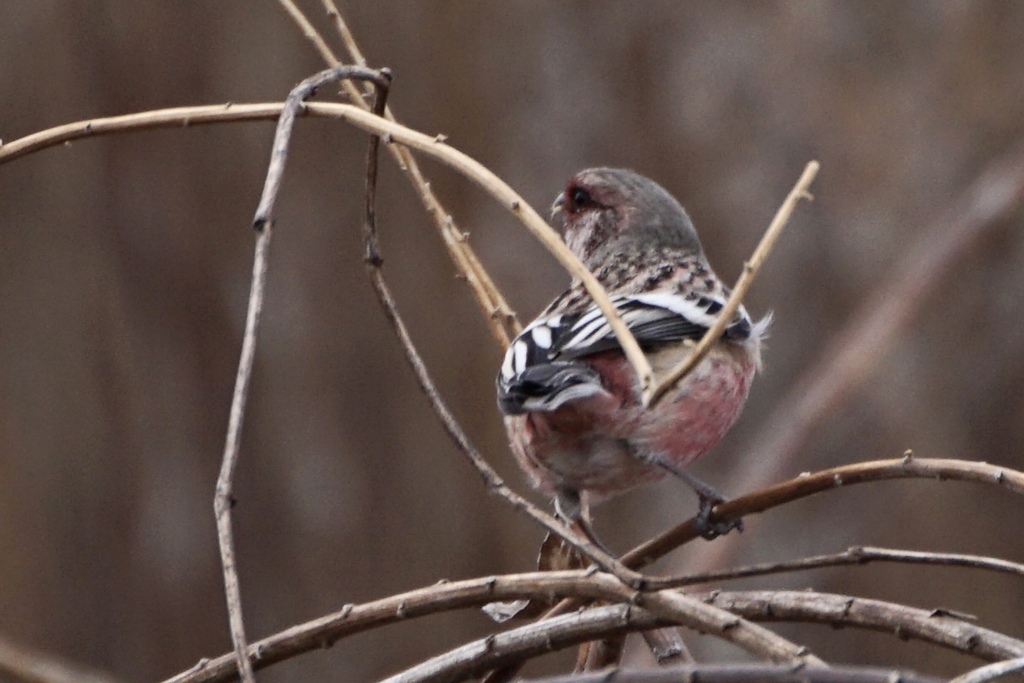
[[497, 168, 768, 536]]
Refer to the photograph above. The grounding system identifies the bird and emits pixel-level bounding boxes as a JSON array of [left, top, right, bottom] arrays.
[[496, 167, 770, 541]]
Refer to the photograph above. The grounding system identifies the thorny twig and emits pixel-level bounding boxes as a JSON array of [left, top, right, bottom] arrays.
[[277, 0, 521, 348], [216, 65, 391, 683], [644, 161, 819, 407], [526, 456, 1024, 629], [526, 663, 943, 683], [949, 656, 1024, 683], [159, 574, 1024, 683], [736, 144, 1024, 492], [351, 62, 644, 587], [647, 545, 1024, 589]]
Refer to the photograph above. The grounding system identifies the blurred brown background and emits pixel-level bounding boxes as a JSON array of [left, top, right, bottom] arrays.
[[2, 2, 1023, 681]]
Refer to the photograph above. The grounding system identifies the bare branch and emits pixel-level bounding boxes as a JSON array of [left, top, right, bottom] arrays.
[[738, 143, 1024, 488], [0, 100, 652, 394], [710, 590, 1024, 661], [215, 67, 390, 683], [622, 455, 1024, 574], [645, 161, 819, 407], [158, 569, 1024, 683], [949, 656, 1024, 683], [278, 0, 521, 348], [528, 663, 943, 683], [648, 545, 1024, 590], [160, 571, 813, 683], [0, 635, 124, 683], [379, 604, 665, 683]]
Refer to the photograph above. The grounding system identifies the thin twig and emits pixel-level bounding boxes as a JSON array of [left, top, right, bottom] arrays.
[[708, 590, 1024, 660], [276, 0, 340, 65], [647, 545, 1024, 590], [351, 80, 644, 585], [0, 100, 649, 391], [736, 144, 1024, 491], [214, 209, 269, 683], [949, 656, 1024, 683], [158, 570, 1024, 683], [0, 635, 124, 683], [528, 663, 943, 683], [527, 455, 1024, 632], [644, 161, 819, 407], [216, 66, 390, 683], [622, 454, 1024, 572], [278, 0, 521, 348], [319, 0, 522, 343]]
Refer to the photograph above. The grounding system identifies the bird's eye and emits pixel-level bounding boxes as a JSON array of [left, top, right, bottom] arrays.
[[570, 187, 594, 208]]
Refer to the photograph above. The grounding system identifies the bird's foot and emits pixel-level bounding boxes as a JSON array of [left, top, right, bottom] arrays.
[[693, 489, 743, 540], [658, 465, 743, 541]]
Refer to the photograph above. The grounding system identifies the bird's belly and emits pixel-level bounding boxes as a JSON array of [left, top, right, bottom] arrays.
[[514, 422, 668, 497], [504, 344, 756, 501]]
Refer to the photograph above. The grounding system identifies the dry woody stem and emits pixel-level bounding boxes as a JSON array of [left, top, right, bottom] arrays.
[[644, 161, 819, 407], [278, 0, 521, 348], [215, 66, 392, 683]]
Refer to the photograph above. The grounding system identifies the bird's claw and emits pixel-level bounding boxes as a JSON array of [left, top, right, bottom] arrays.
[[693, 493, 743, 540]]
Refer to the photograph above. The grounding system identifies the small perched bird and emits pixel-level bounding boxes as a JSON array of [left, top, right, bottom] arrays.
[[497, 168, 769, 539]]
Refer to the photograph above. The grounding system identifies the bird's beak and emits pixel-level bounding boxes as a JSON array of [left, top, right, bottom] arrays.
[[550, 191, 566, 220]]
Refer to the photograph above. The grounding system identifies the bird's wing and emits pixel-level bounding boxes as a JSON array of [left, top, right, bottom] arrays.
[[497, 292, 756, 414]]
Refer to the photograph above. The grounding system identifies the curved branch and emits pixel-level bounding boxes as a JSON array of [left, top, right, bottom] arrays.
[[0, 101, 653, 410], [160, 567, 1024, 683], [160, 571, 814, 683], [644, 161, 818, 406], [651, 545, 1024, 589], [529, 663, 943, 683], [949, 656, 1024, 683], [215, 67, 392, 683], [623, 455, 1024, 573], [279, 0, 522, 348], [710, 590, 1024, 661]]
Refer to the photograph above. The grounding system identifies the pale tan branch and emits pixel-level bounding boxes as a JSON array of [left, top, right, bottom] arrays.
[[644, 161, 818, 407], [623, 455, 1024, 573], [159, 572, 1023, 683], [530, 664, 943, 683], [0, 101, 651, 388], [709, 590, 1024, 661], [737, 143, 1024, 489], [278, 0, 521, 347], [0, 635, 124, 683], [949, 656, 1024, 683], [649, 545, 1024, 589]]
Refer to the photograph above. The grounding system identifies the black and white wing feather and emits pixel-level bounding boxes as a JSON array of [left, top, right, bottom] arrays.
[[497, 292, 761, 415]]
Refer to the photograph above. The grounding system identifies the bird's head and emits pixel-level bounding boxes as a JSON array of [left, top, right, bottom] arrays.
[[551, 168, 704, 267]]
